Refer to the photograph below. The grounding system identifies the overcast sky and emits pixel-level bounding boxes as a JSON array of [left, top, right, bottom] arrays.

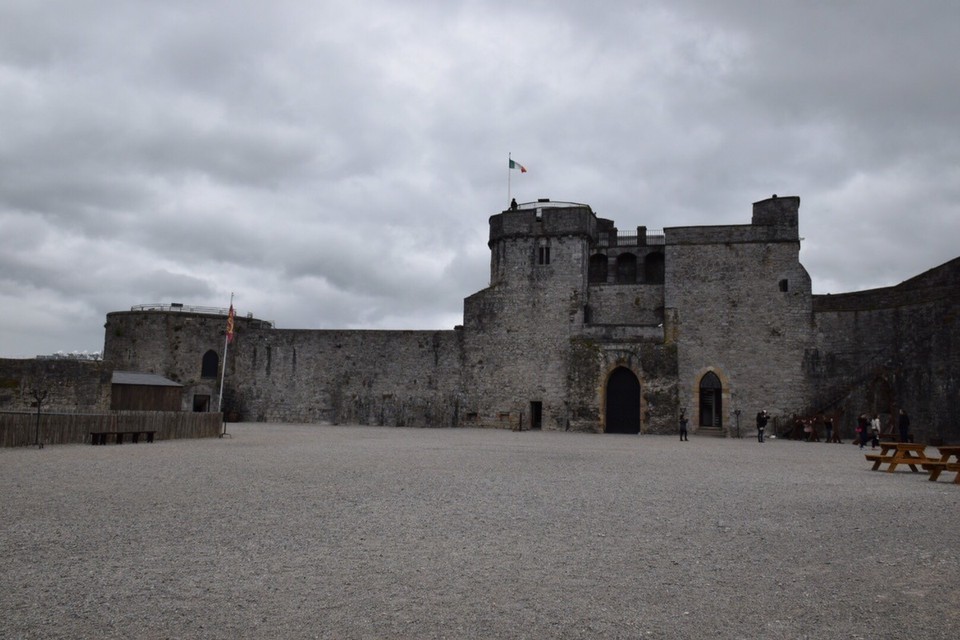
[[2, 0, 958, 358]]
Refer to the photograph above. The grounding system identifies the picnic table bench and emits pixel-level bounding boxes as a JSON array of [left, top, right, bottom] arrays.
[[89, 431, 156, 445], [921, 446, 960, 484], [865, 442, 931, 473]]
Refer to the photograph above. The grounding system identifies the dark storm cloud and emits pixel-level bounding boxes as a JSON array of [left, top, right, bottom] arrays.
[[1, 0, 957, 356]]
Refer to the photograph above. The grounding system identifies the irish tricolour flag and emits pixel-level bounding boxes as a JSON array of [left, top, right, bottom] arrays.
[[509, 159, 527, 173]]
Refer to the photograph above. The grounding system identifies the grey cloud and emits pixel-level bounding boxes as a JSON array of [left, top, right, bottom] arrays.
[[1, 0, 957, 357]]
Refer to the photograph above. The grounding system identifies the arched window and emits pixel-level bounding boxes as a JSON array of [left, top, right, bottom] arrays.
[[699, 371, 722, 428], [201, 350, 219, 379], [644, 252, 665, 284], [616, 253, 637, 284], [588, 254, 608, 283]]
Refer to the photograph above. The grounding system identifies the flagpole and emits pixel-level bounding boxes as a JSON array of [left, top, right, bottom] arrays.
[[508, 152, 512, 208], [217, 292, 234, 437]]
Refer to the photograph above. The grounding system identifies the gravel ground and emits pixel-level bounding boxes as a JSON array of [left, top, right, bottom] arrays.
[[2, 424, 958, 639]]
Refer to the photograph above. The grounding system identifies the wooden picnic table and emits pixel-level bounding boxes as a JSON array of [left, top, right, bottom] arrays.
[[865, 442, 930, 473], [921, 446, 960, 484]]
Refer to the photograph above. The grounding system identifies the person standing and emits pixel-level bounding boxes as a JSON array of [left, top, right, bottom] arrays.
[[856, 414, 869, 449], [679, 411, 689, 441], [898, 409, 911, 443], [823, 415, 834, 443], [870, 414, 881, 448], [756, 410, 769, 443]]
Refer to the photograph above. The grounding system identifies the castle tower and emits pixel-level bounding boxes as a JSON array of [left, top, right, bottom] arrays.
[[460, 201, 597, 430], [664, 195, 814, 432]]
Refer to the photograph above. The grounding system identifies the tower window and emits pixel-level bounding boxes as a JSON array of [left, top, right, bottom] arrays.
[[538, 246, 551, 265], [779, 279, 789, 292], [201, 350, 219, 378]]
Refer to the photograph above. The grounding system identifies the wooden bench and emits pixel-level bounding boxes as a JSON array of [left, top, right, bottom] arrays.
[[865, 454, 894, 466], [89, 431, 156, 445], [921, 461, 960, 483]]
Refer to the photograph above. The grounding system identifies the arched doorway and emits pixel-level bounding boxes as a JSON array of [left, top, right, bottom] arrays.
[[699, 371, 722, 428], [606, 367, 640, 434]]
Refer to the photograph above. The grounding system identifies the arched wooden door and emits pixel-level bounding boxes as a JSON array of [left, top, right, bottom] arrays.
[[699, 371, 722, 428], [606, 367, 640, 434]]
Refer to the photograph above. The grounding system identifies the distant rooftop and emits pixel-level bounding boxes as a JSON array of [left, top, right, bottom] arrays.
[[37, 351, 102, 361]]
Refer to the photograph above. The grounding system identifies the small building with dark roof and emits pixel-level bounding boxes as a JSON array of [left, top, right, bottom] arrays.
[[110, 371, 182, 411]]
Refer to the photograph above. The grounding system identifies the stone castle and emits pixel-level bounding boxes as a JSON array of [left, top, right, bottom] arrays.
[[3, 195, 958, 441]]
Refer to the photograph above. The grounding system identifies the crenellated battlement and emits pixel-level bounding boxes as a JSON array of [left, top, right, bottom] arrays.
[[488, 201, 598, 246]]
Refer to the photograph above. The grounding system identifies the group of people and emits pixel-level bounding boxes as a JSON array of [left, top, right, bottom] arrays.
[[783, 414, 839, 442], [854, 414, 882, 449], [678, 408, 911, 444], [853, 409, 912, 449], [780, 409, 912, 447]]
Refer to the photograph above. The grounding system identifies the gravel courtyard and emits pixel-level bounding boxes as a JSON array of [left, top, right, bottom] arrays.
[[2, 424, 958, 639]]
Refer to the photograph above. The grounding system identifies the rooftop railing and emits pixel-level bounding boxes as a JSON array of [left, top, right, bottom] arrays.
[[131, 303, 230, 315], [597, 230, 664, 247], [510, 199, 591, 210], [128, 303, 275, 327]]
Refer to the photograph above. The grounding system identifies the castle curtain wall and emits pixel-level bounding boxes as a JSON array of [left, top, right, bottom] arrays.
[[103, 310, 465, 425], [228, 328, 463, 426], [0, 358, 110, 413], [810, 258, 960, 442]]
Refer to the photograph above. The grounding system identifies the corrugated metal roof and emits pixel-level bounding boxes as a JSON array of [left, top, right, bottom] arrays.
[[111, 371, 182, 387]]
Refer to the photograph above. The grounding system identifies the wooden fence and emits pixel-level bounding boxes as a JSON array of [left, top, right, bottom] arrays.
[[0, 411, 223, 447]]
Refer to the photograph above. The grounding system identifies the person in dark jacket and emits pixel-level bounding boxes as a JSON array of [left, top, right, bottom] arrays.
[[898, 409, 911, 443], [857, 414, 870, 449], [756, 410, 769, 443]]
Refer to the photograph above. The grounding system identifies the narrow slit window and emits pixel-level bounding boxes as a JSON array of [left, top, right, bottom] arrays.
[[779, 279, 789, 292]]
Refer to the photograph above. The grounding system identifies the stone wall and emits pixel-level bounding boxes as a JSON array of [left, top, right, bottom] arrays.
[[104, 310, 244, 411], [664, 196, 814, 431], [228, 328, 463, 427], [104, 310, 465, 426], [0, 358, 109, 413], [810, 257, 960, 442], [587, 284, 664, 325]]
